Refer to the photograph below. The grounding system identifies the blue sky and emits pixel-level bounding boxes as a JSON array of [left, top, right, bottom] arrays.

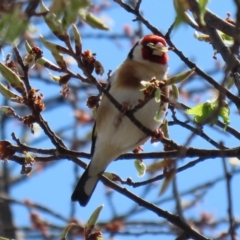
[[1, 1, 240, 239]]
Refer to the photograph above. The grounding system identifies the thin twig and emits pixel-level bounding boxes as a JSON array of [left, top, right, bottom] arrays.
[[222, 157, 236, 240]]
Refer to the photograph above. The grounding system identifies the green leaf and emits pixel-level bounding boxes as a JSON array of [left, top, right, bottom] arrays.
[[199, 0, 209, 25], [0, 7, 29, 44], [86, 205, 104, 229], [25, 40, 32, 53], [219, 102, 230, 129], [194, 101, 215, 123], [39, 0, 50, 13], [194, 31, 211, 42], [96, 235, 104, 240], [49, 74, 61, 82], [0, 106, 15, 116], [72, 24, 82, 55], [154, 107, 162, 122], [159, 168, 175, 195], [154, 105, 165, 122], [103, 172, 114, 180], [47, 0, 65, 18], [154, 88, 161, 103], [37, 57, 62, 72], [166, 68, 195, 85], [60, 223, 75, 240], [77, 0, 91, 8], [0, 63, 25, 94], [44, 12, 67, 41], [186, 103, 205, 116], [39, 36, 68, 69], [39, 36, 69, 54], [225, 76, 235, 89], [173, 0, 190, 27], [171, 84, 179, 100], [134, 159, 146, 177], [162, 120, 169, 138], [186, 100, 230, 129], [0, 237, 11, 240], [79, 10, 109, 30], [182, 12, 198, 26], [52, 0, 92, 30], [62, 6, 78, 30], [0, 82, 22, 102], [218, 31, 234, 45]]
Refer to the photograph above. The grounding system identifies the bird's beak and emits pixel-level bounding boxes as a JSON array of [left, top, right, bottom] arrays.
[[147, 42, 169, 56]]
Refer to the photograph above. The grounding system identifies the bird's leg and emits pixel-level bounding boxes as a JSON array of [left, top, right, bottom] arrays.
[[133, 146, 143, 154], [151, 129, 164, 143], [114, 101, 132, 128]]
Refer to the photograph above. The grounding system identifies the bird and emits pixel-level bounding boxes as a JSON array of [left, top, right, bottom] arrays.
[[71, 35, 169, 206]]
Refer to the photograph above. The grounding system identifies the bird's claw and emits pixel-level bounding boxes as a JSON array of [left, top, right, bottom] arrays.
[[121, 102, 132, 113], [151, 129, 164, 143]]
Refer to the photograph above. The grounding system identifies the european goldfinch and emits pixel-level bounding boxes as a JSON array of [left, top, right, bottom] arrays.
[[71, 35, 169, 206]]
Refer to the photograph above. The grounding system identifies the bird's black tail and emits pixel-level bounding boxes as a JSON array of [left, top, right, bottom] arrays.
[[71, 165, 101, 206]]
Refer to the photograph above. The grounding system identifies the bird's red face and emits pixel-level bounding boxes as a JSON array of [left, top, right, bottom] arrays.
[[141, 35, 168, 65]]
